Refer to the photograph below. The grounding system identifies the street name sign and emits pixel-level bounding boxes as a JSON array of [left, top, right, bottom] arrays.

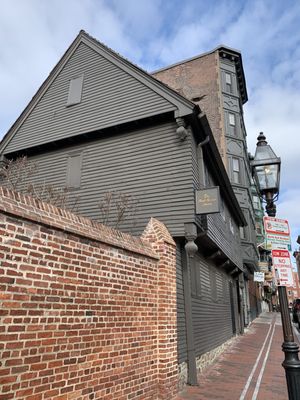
[[254, 272, 265, 282], [264, 217, 292, 251], [195, 187, 220, 215]]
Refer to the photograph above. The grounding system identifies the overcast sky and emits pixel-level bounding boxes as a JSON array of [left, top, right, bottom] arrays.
[[1, 0, 299, 254]]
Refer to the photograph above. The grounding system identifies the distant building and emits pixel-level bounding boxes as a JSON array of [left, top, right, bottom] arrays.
[[286, 270, 300, 305], [153, 46, 261, 324], [293, 236, 300, 300]]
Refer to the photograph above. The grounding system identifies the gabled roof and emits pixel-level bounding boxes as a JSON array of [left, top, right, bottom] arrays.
[[0, 30, 196, 155]]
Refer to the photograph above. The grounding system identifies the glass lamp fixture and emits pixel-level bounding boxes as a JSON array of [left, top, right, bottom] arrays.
[[251, 132, 281, 216]]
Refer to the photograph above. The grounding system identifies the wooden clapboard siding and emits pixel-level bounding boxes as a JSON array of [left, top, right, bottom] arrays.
[[191, 253, 233, 356], [20, 121, 195, 237], [4, 41, 177, 154]]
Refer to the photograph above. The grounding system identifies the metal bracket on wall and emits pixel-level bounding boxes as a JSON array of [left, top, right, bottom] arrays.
[[176, 117, 188, 141]]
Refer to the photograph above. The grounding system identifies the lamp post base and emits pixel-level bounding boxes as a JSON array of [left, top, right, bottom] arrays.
[[278, 285, 300, 399], [282, 342, 300, 400]]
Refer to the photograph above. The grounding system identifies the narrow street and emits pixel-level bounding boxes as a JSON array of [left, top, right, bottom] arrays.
[[176, 312, 298, 400]]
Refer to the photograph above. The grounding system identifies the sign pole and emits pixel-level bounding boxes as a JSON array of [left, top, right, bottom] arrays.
[[264, 216, 300, 398], [278, 285, 300, 399]]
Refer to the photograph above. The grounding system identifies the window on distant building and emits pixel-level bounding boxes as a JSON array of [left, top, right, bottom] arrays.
[[255, 221, 263, 235], [240, 226, 245, 239], [228, 112, 236, 135], [232, 158, 240, 184], [253, 195, 260, 209], [225, 72, 233, 93], [67, 75, 84, 106]]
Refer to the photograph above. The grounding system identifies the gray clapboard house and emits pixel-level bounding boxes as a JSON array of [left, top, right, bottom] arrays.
[[0, 31, 247, 384]]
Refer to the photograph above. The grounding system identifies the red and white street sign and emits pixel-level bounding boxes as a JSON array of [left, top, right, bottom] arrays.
[[264, 217, 292, 250], [272, 249, 292, 267], [276, 267, 294, 286], [264, 217, 290, 236], [272, 249, 294, 286]]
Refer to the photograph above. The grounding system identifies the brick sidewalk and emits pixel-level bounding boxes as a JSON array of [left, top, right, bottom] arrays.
[[176, 312, 295, 400]]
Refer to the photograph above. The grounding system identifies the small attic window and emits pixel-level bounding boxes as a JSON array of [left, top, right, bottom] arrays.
[[67, 75, 84, 106]]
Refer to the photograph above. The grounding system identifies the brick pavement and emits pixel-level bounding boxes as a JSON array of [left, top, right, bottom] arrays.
[[175, 312, 299, 400]]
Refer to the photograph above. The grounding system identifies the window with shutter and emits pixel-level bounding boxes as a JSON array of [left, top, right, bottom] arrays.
[[66, 153, 82, 188], [67, 75, 84, 106]]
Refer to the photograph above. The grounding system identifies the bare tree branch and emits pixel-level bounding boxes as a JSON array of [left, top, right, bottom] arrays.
[[0, 157, 79, 211]]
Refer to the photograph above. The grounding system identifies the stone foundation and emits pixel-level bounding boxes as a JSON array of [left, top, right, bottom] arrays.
[[178, 336, 236, 390]]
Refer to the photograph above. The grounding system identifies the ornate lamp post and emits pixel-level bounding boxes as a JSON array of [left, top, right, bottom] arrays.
[[252, 132, 300, 400], [251, 132, 281, 216]]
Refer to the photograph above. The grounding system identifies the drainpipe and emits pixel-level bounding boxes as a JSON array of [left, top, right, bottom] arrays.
[[181, 120, 210, 384], [197, 130, 210, 187], [238, 272, 245, 334], [182, 223, 198, 385]]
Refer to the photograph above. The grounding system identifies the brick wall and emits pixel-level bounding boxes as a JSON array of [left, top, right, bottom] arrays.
[[0, 188, 177, 400]]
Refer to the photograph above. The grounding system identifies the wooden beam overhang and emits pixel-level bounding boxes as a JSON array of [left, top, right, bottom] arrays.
[[2, 111, 175, 160], [219, 260, 232, 270], [206, 250, 223, 260]]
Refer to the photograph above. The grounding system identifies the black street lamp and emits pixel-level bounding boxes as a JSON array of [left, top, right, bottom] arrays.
[[251, 132, 281, 217], [251, 132, 300, 400]]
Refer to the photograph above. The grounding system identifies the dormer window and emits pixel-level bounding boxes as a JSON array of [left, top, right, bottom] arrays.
[[67, 75, 84, 106]]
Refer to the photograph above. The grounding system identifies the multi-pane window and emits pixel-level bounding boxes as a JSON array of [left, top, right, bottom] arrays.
[[228, 112, 236, 135], [225, 72, 233, 93], [232, 158, 240, 184]]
